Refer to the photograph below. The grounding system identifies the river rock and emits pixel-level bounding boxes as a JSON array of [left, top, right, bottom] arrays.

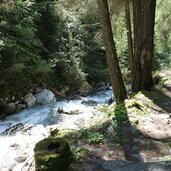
[[0, 113, 7, 120], [15, 103, 27, 113], [108, 96, 114, 105], [35, 87, 43, 93], [14, 155, 28, 163], [57, 108, 80, 115], [81, 100, 97, 106], [3, 102, 16, 115], [36, 89, 56, 105], [24, 93, 36, 107]]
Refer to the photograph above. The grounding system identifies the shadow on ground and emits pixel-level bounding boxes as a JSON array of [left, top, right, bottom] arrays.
[[143, 87, 171, 113], [69, 156, 171, 171]]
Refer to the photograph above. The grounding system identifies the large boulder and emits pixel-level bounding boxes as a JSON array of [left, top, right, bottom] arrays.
[[3, 102, 16, 115], [34, 138, 73, 171], [24, 93, 36, 107], [36, 89, 56, 105]]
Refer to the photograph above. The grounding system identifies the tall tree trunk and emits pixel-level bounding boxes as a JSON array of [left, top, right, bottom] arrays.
[[133, 0, 156, 91], [124, 0, 134, 87], [97, 0, 127, 103]]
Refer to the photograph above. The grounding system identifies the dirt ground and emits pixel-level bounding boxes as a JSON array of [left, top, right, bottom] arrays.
[[69, 71, 171, 171]]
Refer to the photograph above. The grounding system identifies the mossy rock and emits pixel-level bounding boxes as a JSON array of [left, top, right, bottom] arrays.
[[34, 138, 73, 171]]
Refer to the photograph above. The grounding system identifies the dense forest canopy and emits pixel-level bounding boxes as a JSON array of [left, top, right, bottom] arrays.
[[0, 0, 171, 103]]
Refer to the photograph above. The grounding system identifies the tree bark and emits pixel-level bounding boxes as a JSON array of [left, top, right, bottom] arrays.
[[133, 0, 156, 91], [97, 0, 127, 103]]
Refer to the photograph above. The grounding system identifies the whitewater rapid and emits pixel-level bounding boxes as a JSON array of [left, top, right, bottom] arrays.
[[0, 88, 113, 171]]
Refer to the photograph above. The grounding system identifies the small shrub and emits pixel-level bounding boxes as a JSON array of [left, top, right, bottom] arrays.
[[87, 132, 104, 144]]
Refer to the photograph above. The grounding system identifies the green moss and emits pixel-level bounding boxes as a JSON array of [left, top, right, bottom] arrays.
[[114, 104, 129, 127], [34, 138, 73, 171]]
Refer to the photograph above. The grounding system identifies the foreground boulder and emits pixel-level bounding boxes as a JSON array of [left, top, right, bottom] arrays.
[[36, 89, 56, 105], [34, 138, 73, 171]]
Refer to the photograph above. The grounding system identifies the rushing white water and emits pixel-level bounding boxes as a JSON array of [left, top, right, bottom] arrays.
[[0, 88, 113, 171]]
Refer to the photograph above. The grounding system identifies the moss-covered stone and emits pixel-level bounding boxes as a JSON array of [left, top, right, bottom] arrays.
[[34, 138, 73, 171]]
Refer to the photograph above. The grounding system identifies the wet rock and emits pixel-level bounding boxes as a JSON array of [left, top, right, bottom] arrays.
[[0, 113, 7, 120], [14, 155, 28, 163], [15, 103, 27, 113], [35, 87, 43, 93], [108, 97, 114, 105], [57, 107, 80, 115], [81, 100, 97, 106], [10, 143, 20, 148], [69, 110, 80, 115], [1, 123, 24, 135], [36, 89, 56, 105], [66, 95, 82, 100], [24, 93, 36, 107], [3, 102, 16, 115], [57, 107, 64, 113]]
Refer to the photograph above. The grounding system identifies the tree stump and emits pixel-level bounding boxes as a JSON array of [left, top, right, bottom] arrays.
[[34, 138, 73, 171]]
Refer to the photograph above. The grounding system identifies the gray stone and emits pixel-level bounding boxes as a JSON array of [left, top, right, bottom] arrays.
[[106, 125, 115, 135], [128, 153, 146, 163], [15, 155, 28, 163], [0, 113, 7, 120], [24, 93, 36, 107], [169, 149, 171, 157], [36, 89, 56, 105], [35, 87, 43, 93], [15, 103, 26, 113], [3, 102, 16, 115], [81, 100, 97, 106]]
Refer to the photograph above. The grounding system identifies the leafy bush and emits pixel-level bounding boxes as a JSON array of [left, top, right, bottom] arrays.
[[87, 132, 104, 144]]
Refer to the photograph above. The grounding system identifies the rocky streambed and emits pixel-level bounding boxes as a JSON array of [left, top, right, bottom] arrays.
[[0, 88, 113, 171]]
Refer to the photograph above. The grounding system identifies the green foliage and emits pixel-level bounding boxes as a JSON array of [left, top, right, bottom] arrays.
[[61, 0, 109, 85], [87, 132, 104, 144], [154, 0, 171, 70], [70, 146, 89, 160], [160, 155, 171, 162], [2, 0, 171, 103], [154, 51, 171, 70], [0, 0, 110, 103], [0, 0, 44, 102], [101, 104, 115, 117], [111, 9, 131, 82]]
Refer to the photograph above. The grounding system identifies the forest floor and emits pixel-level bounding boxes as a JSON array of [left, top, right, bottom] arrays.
[[68, 70, 171, 171]]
